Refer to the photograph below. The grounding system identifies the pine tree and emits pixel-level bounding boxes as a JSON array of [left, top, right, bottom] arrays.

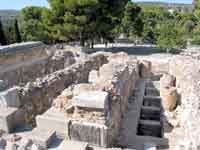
[[0, 19, 7, 45], [14, 19, 22, 43]]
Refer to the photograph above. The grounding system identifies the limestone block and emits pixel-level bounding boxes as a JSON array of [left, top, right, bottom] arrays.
[[160, 87, 177, 111], [73, 84, 100, 96], [160, 73, 176, 88], [72, 91, 108, 109], [69, 121, 109, 147], [89, 70, 99, 83], [36, 107, 69, 137], [0, 87, 20, 108], [28, 128, 56, 148], [58, 140, 88, 150], [140, 60, 152, 78], [0, 107, 19, 133]]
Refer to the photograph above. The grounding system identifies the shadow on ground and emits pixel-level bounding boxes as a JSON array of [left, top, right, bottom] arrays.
[[86, 45, 181, 56]]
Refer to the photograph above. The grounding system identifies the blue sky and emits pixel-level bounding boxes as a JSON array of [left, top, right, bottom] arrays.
[[0, 0, 193, 10]]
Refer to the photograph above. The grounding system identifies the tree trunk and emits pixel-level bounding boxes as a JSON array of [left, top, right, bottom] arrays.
[[80, 32, 85, 47]]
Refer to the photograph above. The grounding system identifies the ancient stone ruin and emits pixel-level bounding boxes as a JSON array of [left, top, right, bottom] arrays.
[[0, 42, 200, 150]]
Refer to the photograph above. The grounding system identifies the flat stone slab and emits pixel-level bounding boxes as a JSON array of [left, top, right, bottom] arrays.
[[72, 91, 108, 109], [0, 107, 19, 133], [36, 107, 70, 137], [58, 140, 88, 150], [0, 87, 20, 108], [28, 128, 56, 148]]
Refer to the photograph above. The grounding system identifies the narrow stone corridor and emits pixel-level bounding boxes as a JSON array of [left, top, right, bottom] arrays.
[[118, 76, 168, 150]]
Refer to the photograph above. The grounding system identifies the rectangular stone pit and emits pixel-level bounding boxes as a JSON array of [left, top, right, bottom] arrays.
[[137, 120, 163, 138], [143, 96, 161, 108], [140, 106, 161, 121]]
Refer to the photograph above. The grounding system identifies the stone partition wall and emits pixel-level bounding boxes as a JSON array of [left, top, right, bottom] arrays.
[[101, 56, 139, 146], [168, 56, 200, 149], [66, 52, 139, 147], [0, 42, 77, 88], [17, 52, 108, 124]]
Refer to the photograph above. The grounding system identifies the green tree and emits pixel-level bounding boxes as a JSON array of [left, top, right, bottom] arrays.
[[156, 22, 186, 52], [0, 19, 7, 45], [122, 2, 143, 38], [14, 19, 22, 43], [20, 6, 50, 43]]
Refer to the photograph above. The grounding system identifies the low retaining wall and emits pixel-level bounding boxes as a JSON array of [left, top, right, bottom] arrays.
[[0, 42, 77, 88]]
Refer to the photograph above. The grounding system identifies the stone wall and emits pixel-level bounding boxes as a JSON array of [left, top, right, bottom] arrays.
[[18, 52, 108, 125], [102, 56, 139, 146], [0, 42, 77, 88], [169, 55, 200, 149]]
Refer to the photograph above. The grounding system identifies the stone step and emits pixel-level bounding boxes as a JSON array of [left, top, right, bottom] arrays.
[[27, 128, 56, 149], [58, 140, 88, 150], [36, 107, 70, 137], [138, 120, 162, 138], [145, 88, 160, 97], [143, 96, 161, 108], [0, 107, 24, 133], [141, 106, 161, 121]]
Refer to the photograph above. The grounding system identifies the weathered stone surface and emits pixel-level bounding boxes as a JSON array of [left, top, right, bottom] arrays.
[[0, 87, 20, 108], [72, 91, 108, 109], [89, 70, 99, 84], [168, 55, 200, 149], [18, 52, 107, 124], [139, 60, 152, 78], [28, 128, 56, 148], [0, 42, 80, 88], [0, 107, 19, 133], [70, 121, 109, 147], [73, 84, 100, 96], [160, 87, 177, 111], [160, 73, 176, 88], [58, 140, 88, 150], [36, 107, 70, 137]]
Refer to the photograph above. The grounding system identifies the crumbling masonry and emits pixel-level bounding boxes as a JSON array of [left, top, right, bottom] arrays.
[[0, 42, 200, 150]]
